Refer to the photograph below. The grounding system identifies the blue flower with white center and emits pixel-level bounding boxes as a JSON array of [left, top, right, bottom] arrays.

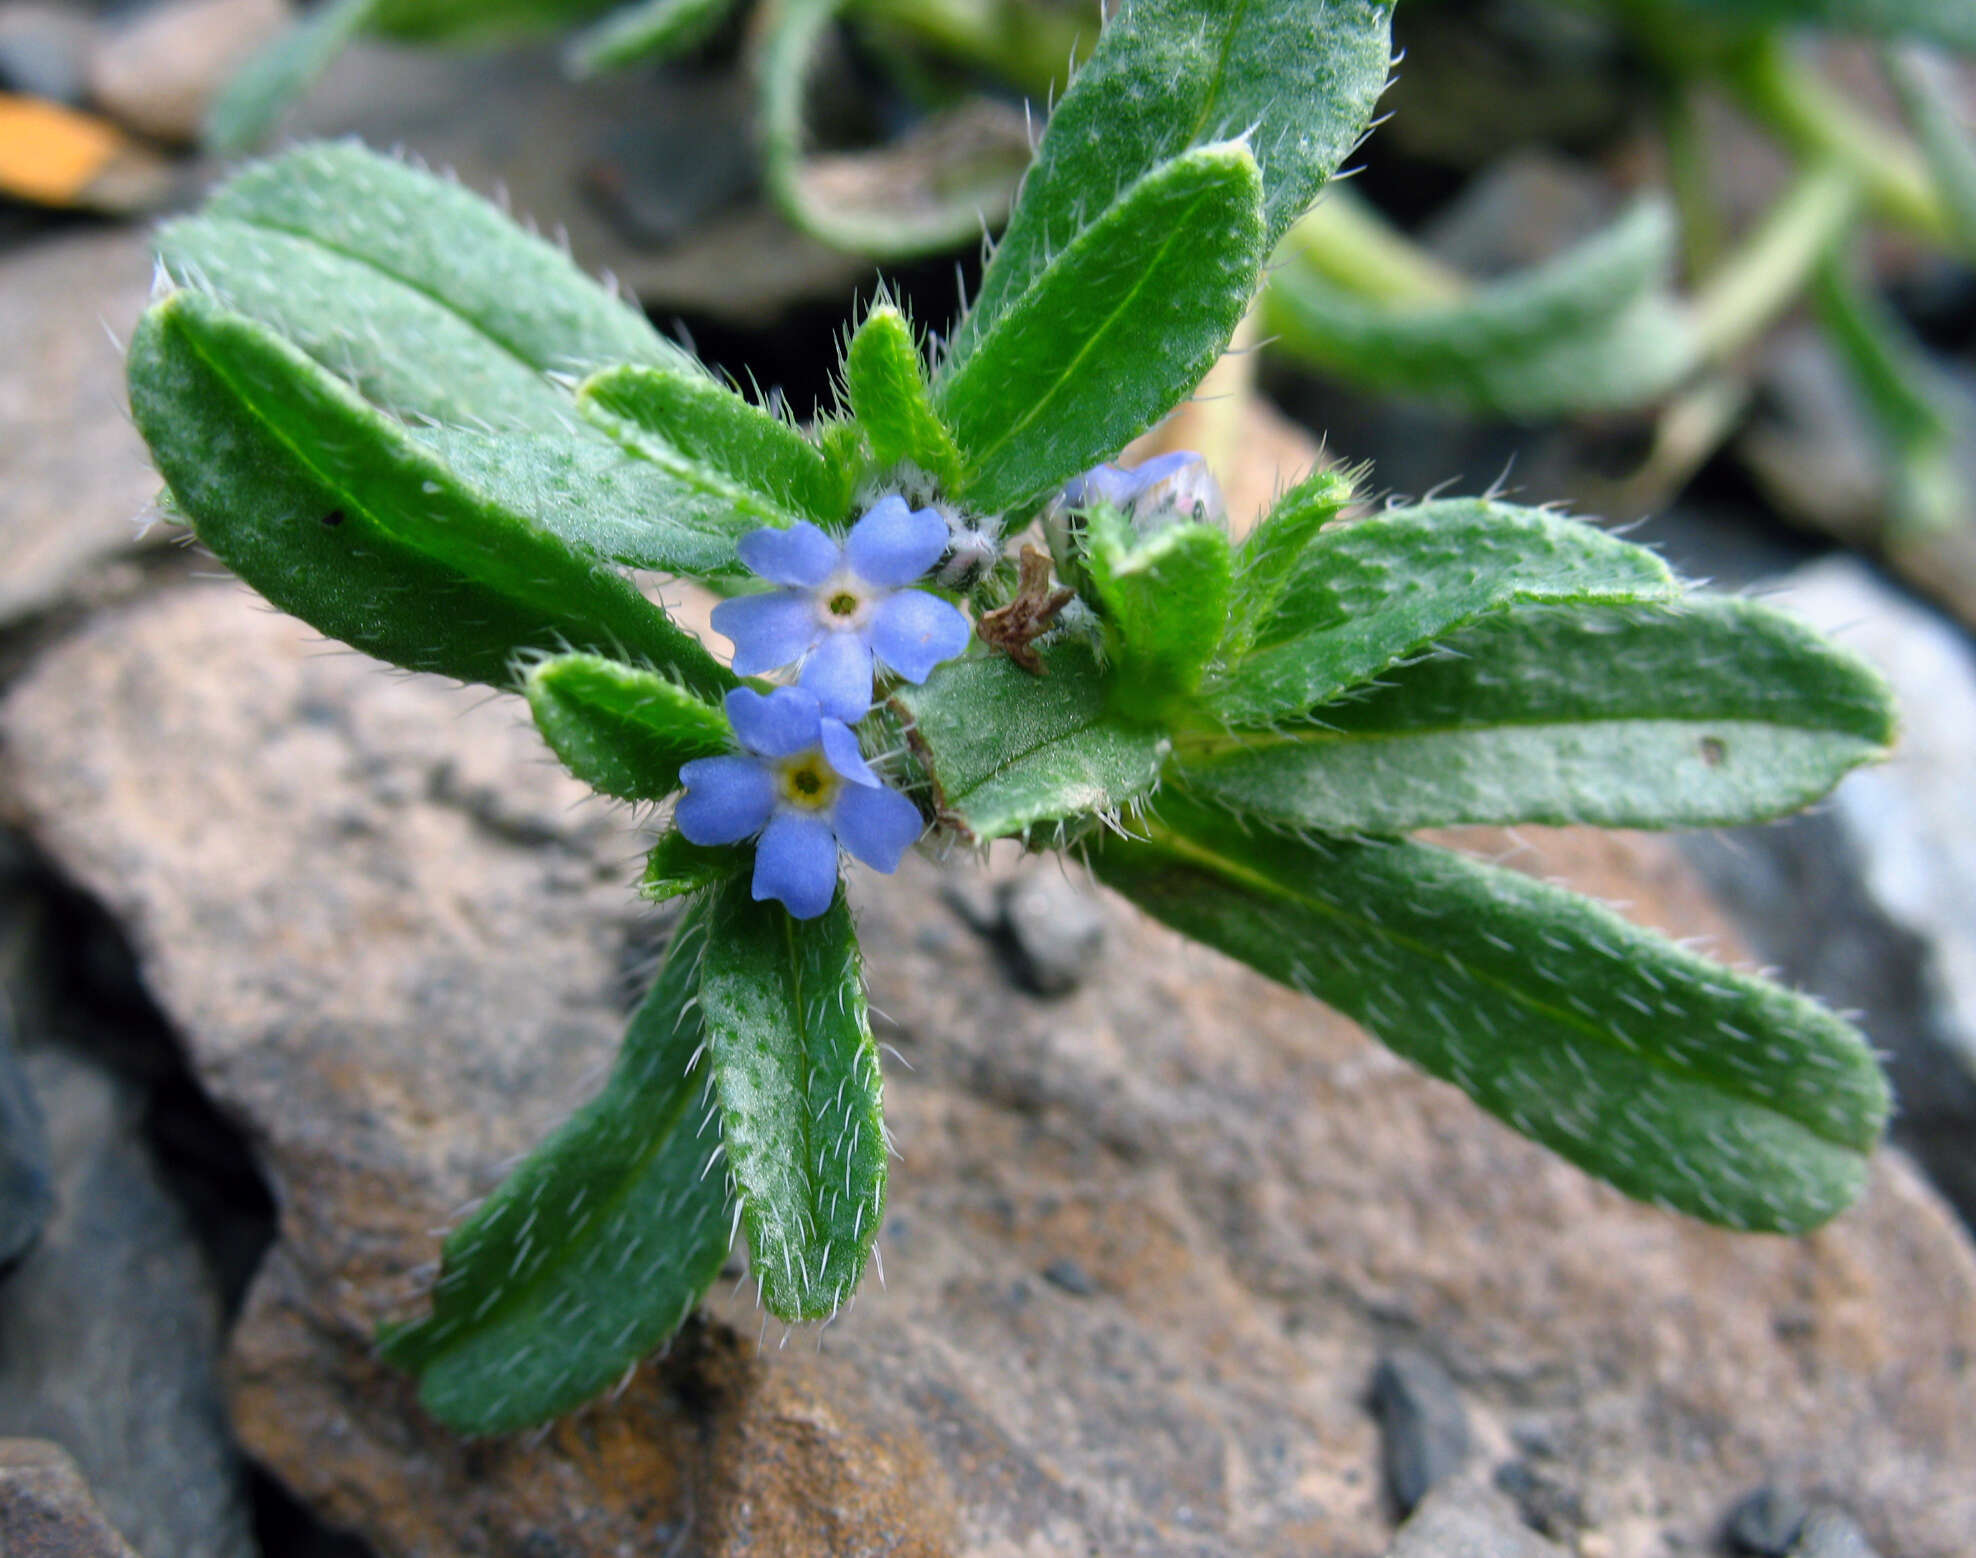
[[675, 686, 924, 920], [708, 496, 972, 724]]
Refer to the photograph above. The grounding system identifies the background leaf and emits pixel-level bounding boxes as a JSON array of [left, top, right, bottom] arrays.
[[1176, 597, 1896, 831], [934, 143, 1267, 512], [377, 902, 734, 1435], [566, 0, 737, 75], [129, 293, 730, 695], [944, 0, 1396, 374], [1093, 796, 1889, 1234], [892, 644, 1167, 841], [526, 654, 733, 800], [1208, 499, 1678, 727], [697, 881, 886, 1321], [203, 0, 380, 154]]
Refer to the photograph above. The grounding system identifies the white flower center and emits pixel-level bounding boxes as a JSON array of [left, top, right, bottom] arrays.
[[813, 569, 876, 631]]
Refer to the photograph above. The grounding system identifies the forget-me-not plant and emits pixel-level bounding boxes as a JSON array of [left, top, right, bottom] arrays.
[[125, 0, 1899, 1438]]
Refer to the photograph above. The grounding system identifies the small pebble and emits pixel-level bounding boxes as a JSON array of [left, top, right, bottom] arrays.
[[1371, 1346, 1471, 1518], [0, 3, 97, 104], [1727, 1485, 1808, 1556], [1792, 1508, 1881, 1558], [86, 0, 290, 144], [1041, 1257, 1096, 1296], [997, 871, 1104, 996]]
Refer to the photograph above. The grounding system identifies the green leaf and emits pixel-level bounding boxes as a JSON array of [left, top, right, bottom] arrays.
[[204, 0, 380, 154], [366, 0, 617, 42], [891, 643, 1167, 841], [642, 831, 746, 902], [758, 0, 1032, 258], [159, 141, 697, 433], [578, 363, 850, 533], [566, 0, 736, 74], [1084, 506, 1234, 717], [1176, 597, 1896, 832], [377, 901, 734, 1434], [936, 144, 1268, 513], [1262, 201, 1703, 418], [944, 0, 1395, 374], [1651, 0, 1976, 51], [1225, 462, 1359, 659], [409, 426, 770, 578], [1092, 795, 1889, 1233], [129, 292, 730, 695], [697, 880, 885, 1321], [525, 654, 733, 800], [843, 304, 965, 492], [1209, 499, 1678, 728], [1886, 44, 1976, 257]]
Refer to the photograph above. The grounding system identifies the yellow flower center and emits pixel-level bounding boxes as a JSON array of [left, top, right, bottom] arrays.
[[777, 751, 841, 812]]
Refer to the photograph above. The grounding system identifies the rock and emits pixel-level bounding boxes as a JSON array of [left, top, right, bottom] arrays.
[[0, 1002, 52, 1270], [1491, 1457, 1590, 1544], [0, 1043, 253, 1558], [1792, 1508, 1882, 1558], [1040, 1257, 1097, 1297], [0, 226, 164, 629], [5, 580, 1976, 1557], [0, 1439, 141, 1558], [86, 0, 290, 144], [1383, 1482, 1566, 1558], [1681, 557, 1976, 1224], [996, 869, 1105, 996], [1728, 1485, 1810, 1555], [1370, 1347, 1471, 1519], [0, 4, 97, 105]]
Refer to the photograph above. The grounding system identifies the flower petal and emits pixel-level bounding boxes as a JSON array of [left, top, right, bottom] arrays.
[[799, 630, 874, 723], [710, 590, 819, 675], [736, 521, 841, 587], [819, 719, 878, 787], [675, 756, 776, 844], [869, 590, 971, 683], [724, 685, 822, 758], [846, 496, 949, 587], [1060, 463, 1138, 510], [830, 783, 923, 873], [752, 811, 839, 919]]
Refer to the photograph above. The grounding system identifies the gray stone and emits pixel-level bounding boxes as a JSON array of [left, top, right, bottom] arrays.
[[997, 868, 1105, 995], [1729, 1485, 1810, 1555], [0, 1002, 52, 1270], [0, 226, 165, 629], [1383, 1482, 1565, 1558], [86, 0, 290, 144], [1372, 1347, 1471, 1518], [0, 4, 97, 105], [0, 1439, 141, 1558], [1793, 1508, 1883, 1558], [5, 580, 1976, 1557], [0, 1045, 253, 1558], [1681, 557, 1976, 1223]]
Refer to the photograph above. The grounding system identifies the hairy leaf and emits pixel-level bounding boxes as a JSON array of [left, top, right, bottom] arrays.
[[204, 0, 379, 153], [698, 880, 886, 1321], [377, 902, 734, 1434], [526, 654, 733, 800], [936, 144, 1267, 513], [159, 141, 696, 432], [1209, 499, 1677, 727], [567, 0, 736, 74], [1263, 201, 1701, 417], [129, 292, 730, 695], [1093, 796, 1889, 1233], [843, 305, 965, 492], [642, 831, 746, 902], [945, 0, 1395, 373], [1084, 506, 1234, 716], [579, 362, 850, 533], [892, 644, 1166, 841], [1225, 463, 1359, 659], [1177, 597, 1896, 831]]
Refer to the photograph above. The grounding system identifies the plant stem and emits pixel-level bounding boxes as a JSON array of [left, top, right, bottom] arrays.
[[1689, 163, 1859, 362], [1273, 187, 1468, 307]]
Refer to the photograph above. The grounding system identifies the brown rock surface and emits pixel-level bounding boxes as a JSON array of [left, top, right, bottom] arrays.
[[0, 1439, 141, 1558], [3, 579, 1974, 1557], [85, 0, 289, 145], [0, 227, 161, 628]]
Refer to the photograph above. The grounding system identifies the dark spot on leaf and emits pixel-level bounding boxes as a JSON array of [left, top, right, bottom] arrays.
[[321, 509, 346, 528], [1700, 736, 1726, 767]]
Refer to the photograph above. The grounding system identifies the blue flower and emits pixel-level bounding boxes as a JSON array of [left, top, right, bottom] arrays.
[[709, 497, 972, 723], [1059, 450, 1225, 532], [675, 686, 924, 919]]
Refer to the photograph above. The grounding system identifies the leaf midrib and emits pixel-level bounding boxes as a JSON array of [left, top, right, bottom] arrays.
[[1175, 711, 1887, 761], [1136, 825, 1865, 1150]]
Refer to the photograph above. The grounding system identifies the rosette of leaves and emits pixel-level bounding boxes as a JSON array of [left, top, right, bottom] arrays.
[[130, 0, 1895, 1436]]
